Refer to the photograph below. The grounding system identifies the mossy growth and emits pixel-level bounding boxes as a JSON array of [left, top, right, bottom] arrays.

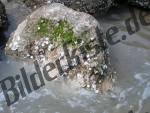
[[35, 17, 53, 37], [35, 17, 77, 46]]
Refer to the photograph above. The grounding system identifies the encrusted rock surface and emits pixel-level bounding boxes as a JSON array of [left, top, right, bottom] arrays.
[[128, 0, 150, 9], [22, 0, 47, 9], [0, 1, 8, 48], [6, 3, 115, 93], [17, 0, 114, 15], [52, 0, 114, 15], [115, 0, 150, 9]]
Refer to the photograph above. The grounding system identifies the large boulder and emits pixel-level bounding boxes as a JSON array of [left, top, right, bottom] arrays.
[[0, 1, 8, 48], [6, 3, 115, 93]]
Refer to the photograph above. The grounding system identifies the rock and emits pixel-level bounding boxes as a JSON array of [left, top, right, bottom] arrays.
[[6, 3, 114, 93], [0, 1, 8, 48], [20, 0, 114, 15], [128, 0, 150, 9], [116, 0, 150, 9], [52, 0, 115, 15], [22, 0, 47, 9]]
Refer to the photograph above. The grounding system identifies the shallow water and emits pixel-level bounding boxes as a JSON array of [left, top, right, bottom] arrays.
[[0, 2, 150, 113]]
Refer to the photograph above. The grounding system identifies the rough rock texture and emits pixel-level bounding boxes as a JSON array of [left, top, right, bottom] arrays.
[[52, 0, 114, 15], [22, 0, 47, 9], [0, 1, 8, 48], [19, 0, 115, 15], [6, 3, 115, 93], [128, 0, 150, 9], [115, 0, 150, 9]]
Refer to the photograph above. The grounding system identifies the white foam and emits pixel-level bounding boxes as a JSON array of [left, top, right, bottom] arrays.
[[118, 90, 126, 101], [0, 92, 5, 102], [23, 88, 58, 102], [136, 99, 143, 113], [142, 82, 150, 100], [28, 92, 42, 100], [0, 92, 5, 112], [41, 88, 57, 99], [78, 89, 95, 97], [67, 97, 87, 108], [144, 62, 150, 66], [116, 101, 128, 109], [134, 73, 148, 84], [0, 106, 3, 112]]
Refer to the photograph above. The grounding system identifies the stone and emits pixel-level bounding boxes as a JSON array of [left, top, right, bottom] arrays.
[[22, 0, 47, 9], [0, 1, 8, 48], [52, 0, 115, 15], [128, 0, 150, 9], [19, 0, 115, 15], [116, 0, 150, 9], [6, 3, 114, 93]]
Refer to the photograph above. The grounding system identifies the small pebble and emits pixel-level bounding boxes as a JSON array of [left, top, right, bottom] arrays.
[[59, 53, 64, 59], [112, 78, 115, 83], [87, 58, 91, 61], [45, 37, 49, 41], [41, 43, 45, 47], [60, 52, 64, 57], [38, 27, 40, 30], [45, 41, 49, 45], [48, 44, 53, 51], [34, 46, 39, 50], [77, 73, 83, 79], [30, 56, 33, 59], [84, 61, 89, 66], [100, 69, 104, 75], [27, 54, 30, 57], [95, 90, 99, 94], [92, 84, 96, 90], [94, 57, 97, 60], [87, 54, 90, 58], [47, 0, 51, 4], [90, 37, 95, 41], [81, 40, 84, 45], [34, 5, 37, 9], [74, 41, 78, 44], [103, 64, 108, 69], [89, 67, 92, 71], [87, 85, 90, 88]]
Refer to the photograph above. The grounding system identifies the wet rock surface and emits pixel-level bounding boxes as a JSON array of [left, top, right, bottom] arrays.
[[22, 0, 47, 9], [51, 0, 115, 15], [115, 0, 150, 9], [0, 1, 8, 48], [5, 3, 115, 93], [128, 0, 150, 9], [9, 0, 115, 15]]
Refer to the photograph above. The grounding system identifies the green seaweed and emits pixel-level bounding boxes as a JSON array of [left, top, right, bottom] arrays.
[[35, 18, 53, 37], [35, 17, 77, 46]]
